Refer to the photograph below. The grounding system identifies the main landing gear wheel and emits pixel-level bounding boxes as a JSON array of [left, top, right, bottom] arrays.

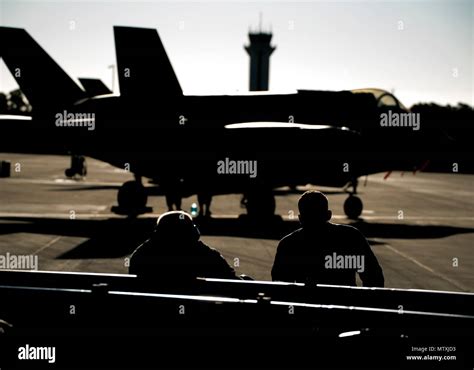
[[344, 195, 363, 219], [117, 180, 148, 214]]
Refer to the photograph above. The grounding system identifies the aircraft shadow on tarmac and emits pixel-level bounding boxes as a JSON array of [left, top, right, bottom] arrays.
[[0, 216, 473, 259]]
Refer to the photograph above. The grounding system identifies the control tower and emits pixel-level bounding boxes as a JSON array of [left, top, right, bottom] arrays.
[[244, 26, 276, 91]]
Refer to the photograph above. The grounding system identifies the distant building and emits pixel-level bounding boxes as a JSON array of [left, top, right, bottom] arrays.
[[244, 31, 276, 91]]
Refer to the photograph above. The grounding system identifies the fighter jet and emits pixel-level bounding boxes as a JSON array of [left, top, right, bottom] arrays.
[[0, 26, 452, 219]]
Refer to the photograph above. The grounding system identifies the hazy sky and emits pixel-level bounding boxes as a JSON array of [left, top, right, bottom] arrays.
[[1, 0, 472, 107]]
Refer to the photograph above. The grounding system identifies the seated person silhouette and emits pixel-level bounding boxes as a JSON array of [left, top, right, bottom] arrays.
[[272, 191, 384, 287], [130, 211, 237, 284]]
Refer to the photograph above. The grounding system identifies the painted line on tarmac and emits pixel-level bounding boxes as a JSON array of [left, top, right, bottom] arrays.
[[383, 243, 468, 292], [32, 235, 62, 255]]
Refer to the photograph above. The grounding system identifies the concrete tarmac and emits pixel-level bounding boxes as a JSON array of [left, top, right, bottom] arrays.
[[0, 153, 472, 292]]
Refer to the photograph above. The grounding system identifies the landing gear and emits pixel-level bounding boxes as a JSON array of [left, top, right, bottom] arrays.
[[343, 178, 363, 219], [344, 195, 363, 219], [243, 188, 276, 219], [113, 178, 150, 216], [65, 155, 87, 178]]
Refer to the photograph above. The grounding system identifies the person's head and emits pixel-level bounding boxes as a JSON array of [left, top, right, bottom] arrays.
[[298, 191, 332, 227], [153, 211, 200, 244]]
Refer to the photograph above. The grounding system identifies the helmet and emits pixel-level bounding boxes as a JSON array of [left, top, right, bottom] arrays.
[[155, 211, 200, 242]]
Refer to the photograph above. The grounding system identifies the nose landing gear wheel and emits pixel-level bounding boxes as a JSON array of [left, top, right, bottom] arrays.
[[344, 195, 363, 219]]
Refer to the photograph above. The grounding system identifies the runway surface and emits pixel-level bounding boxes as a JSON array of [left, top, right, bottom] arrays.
[[0, 153, 473, 292]]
